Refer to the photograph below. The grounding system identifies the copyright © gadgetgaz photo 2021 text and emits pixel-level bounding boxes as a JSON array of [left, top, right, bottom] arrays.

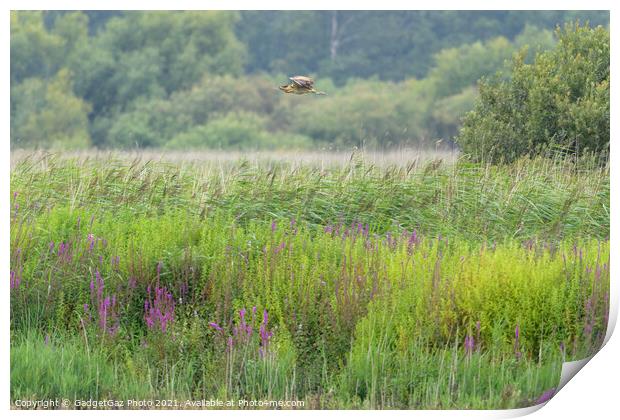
[[12, 398, 306, 409]]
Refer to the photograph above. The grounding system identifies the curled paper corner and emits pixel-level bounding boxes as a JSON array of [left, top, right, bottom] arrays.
[[511, 355, 597, 416], [493, 404, 551, 418], [496, 352, 604, 417], [602, 290, 618, 347], [557, 356, 594, 392]]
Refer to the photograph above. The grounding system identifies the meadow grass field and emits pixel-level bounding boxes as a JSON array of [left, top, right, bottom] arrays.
[[10, 150, 609, 409]]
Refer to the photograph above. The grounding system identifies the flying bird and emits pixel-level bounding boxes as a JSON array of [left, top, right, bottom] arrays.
[[279, 76, 327, 95]]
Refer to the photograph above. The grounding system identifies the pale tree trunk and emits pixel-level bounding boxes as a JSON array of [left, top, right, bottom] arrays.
[[330, 11, 339, 60], [329, 11, 358, 62]]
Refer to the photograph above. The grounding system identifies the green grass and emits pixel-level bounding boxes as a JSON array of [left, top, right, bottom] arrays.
[[10, 151, 609, 409], [10, 330, 151, 404], [10, 150, 608, 240]]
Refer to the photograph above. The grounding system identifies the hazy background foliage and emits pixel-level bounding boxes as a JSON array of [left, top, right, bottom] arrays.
[[10, 11, 609, 156]]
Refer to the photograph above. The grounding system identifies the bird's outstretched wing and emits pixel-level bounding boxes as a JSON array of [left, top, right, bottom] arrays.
[[290, 76, 314, 89]]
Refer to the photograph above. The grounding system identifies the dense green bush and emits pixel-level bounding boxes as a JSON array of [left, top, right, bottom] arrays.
[[457, 23, 609, 163], [164, 112, 268, 150]]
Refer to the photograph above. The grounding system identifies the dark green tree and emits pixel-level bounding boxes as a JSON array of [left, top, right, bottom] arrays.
[[457, 23, 609, 163]]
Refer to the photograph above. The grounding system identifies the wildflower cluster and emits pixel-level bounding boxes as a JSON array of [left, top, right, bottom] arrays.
[[209, 307, 274, 358], [85, 270, 120, 336], [143, 262, 175, 334], [144, 284, 176, 333]]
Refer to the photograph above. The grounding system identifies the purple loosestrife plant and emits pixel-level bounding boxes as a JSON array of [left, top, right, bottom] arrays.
[[290, 218, 297, 235], [111, 255, 120, 270], [259, 309, 274, 358], [10, 270, 20, 290], [56, 242, 73, 264], [536, 388, 556, 404], [144, 285, 176, 333], [178, 280, 189, 303], [85, 270, 119, 337], [209, 322, 223, 331], [233, 308, 252, 341], [514, 324, 522, 360], [274, 242, 286, 255], [583, 297, 595, 337], [86, 234, 95, 252], [407, 230, 419, 254], [208, 307, 274, 358], [463, 335, 475, 357]]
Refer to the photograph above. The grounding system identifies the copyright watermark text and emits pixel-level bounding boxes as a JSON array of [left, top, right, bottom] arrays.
[[12, 398, 305, 409]]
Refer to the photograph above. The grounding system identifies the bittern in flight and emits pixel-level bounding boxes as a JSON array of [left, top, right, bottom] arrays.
[[279, 76, 327, 95]]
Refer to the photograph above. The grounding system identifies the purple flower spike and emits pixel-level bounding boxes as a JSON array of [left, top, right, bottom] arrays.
[[514, 324, 522, 359], [536, 388, 556, 404], [407, 231, 418, 251], [86, 271, 119, 336], [515, 324, 520, 340], [271, 220, 277, 232], [209, 322, 223, 331], [144, 284, 175, 334], [274, 241, 286, 254], [10, 271, 20, 290], [252, 306, 257, 315], [464, 335, 475, 356]]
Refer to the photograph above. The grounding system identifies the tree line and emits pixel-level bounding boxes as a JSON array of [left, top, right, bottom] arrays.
[[10, 11, 609, 151]]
